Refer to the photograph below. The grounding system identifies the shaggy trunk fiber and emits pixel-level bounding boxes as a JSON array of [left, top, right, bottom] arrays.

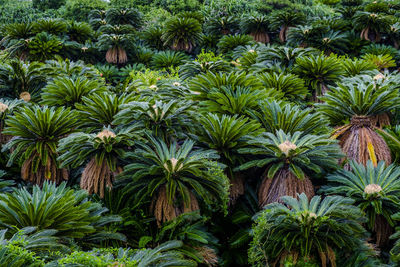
[[151, 185, 200, 226], [194, 246, 219, 267], [250, 31, 270, 43], [106, 47, 128, 64], [373, 214, 393, 248], [279, 26, 289, 42], [360, 27, 381, 42], [258, 168, 314, 207], [21, 154, 68, 186], [228, 172, 245, 206], [337, 116, 391, 170], [81, 158, 121, 198], [172, 41, 194, 53]]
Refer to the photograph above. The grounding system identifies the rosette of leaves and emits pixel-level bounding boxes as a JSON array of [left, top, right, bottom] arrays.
[[237, 130, 342, 207], [150, 51, 190, 70], [121, 137, 229, 225], [105, 8, 142, 28], [114, 99, 194, 140], [162, 17, 203, 53], [293, 54, 344, 100], [0, 22, 34, 59], [0, 98, 24, 145], [2, 105, 78, 185], [341, 58, 377, 77], [240, 14, 270, 43], [256, 46, 318, 69], [318, 80, 400, 168], [0, 181, 124, 244], [27, 32, 62, 62], [0, 60, 45, 101], [67, 21, 94, 43], [248, 100, 328, 136], [269, 10, 306, 42], [205, 16, 239, 36], [217, 34, 254, 56], [97, 33, 135, 65], [179, 60, 231, 81], [249, 193, 367, 267], [76, 92, 137, 132], [353, 11, 392, 42], [40, 76, 107, 107], [141, 26, 165, 50], [32, 18, 68, 36], [58, 127, 138, 198], [322, 160, 400, 247], [195, 113, 262, 202]]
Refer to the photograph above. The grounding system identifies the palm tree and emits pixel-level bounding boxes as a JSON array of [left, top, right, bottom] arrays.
[[205, 16, 239, 36], [322, 160, 400, 247], [2, 105, 78, 185], [40, 76, 107, 107], [387, 22, 400, 49], [353, 11, 392, 42], [67, 21, 94, 43], [121, 137, 229, 225], [318, 80, 400, 168], [0, 181, 124, 244], [237, 130, 342, 207], [249, 193, 367, 267], [0, 98, 23, 145], [269, 10, 306, 42], [162, 17, 203, 53], [217, 34, 253, 56], [293, 54, 344, 100], [240, 14, 270, 43], [32, 18, 68, 36], [27, 32, 62, 62], [58, 127, 137, 198], [341, 58, 377, 77], [151, 51, 190, 70], [257, 46, 318, 69], [195, 113, 262, 202], [0, 60, 46, 101]]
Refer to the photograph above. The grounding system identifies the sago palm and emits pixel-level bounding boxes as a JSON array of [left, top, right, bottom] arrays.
[[240, 14, 270, 43], [293, 54, 344, 100], [322, 160, 400, 247], [98, 33, 135, 65], [353, 11, 392, 42], [248, 100, 328, 136], [162, 17, 203, 53], [195, 113, 262, 202], [318, 80, 400, 168], [0, 22, 33, 60], [58, 127, 138, 198], [0, 60, 45, 101], [269, 10, 306, 42], [105, 8, 142, 28], [121, 137, 229, 225], [0, 98, 23, 145], [237, 130, 342, 206], [0, 181, 124, 244], [2, 105, 78, 185], [249, 193, 367, 267], [40, 76, 107, 107]]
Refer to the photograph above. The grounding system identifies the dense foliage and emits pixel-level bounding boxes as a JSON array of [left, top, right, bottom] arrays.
[[0, 0, 400, 265]]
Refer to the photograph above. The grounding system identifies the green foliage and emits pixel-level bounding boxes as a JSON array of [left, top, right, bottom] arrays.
[[27, 32, 62, 62], [151, 51, 189, 70], [322, 161, 400, 232], [32, 0, 65, 11], [318, 79, 400, 124], [0, 182, 123, 243], [249, 193, 367, 266], [237, 130, 342, 179], [217, 34, 254, 55], [61, 0, 108, 22], [40, 76, 107, 107]]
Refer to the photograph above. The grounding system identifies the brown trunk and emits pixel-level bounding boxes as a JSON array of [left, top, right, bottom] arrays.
[[250, 31, 270, 44], [373, 214, 393, 247], [258, 168, 314, 207], [228, 172, 245, 206]]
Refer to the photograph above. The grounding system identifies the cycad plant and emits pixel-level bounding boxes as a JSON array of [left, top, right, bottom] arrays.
[[240, 14, 270, 43], [105, 8, 142, 28], [318, 80, 400, 168], [269, 10, 306, 42], [98, 33, 135, 65], [0, 22, 33, 59], [237, 130, 342, 207], [32, 18, 68, 36], [27, 32, 62, 62], [40, 76, 107, 107], [76, 92, 136, 132], [248, 100, 328, 136], [249, 193, 367, 267], [322, 160, 400, 247], [58, 127, 137, 198], [258, 72, 308, 102], [205, 16, 239, 36], [195, 113, 261, 202], [2, 105, 78, 185], [121, 137, 229, 225], [151, 51, 190, 70], [217, 34, 254, 56], [0, 60, 45, 101], [353, 11, 392, 42], [293, 54, 344, 100], [162, 17, 203, 53], [0, 181, 123, 244], [0, 98, 23, 145], [67, 21, 94, 43]]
